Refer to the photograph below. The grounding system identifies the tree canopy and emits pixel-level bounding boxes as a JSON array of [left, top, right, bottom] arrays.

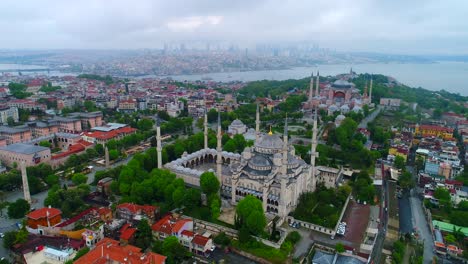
[[235, 195, 266, 237], [7, 198, 30, 219]]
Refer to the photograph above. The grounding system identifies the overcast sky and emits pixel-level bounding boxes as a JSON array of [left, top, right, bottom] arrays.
[[1, 0, 467, 54]]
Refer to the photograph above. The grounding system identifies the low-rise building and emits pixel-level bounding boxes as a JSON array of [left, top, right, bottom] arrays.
[[26, 207, 62, 229], [116, 203, 159, 224], [151, 215, 193, 241], [0, 106, 18, 125], [0, 126, 32, 144], [74, 238, 166, 264], [0, 143, 51, 167]]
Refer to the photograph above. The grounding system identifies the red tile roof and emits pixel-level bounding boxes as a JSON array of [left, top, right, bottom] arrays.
[[74, 238, 166, 264], [83, 126, 137, 141], [181, 230, 195, 237], [27, 207, 61, 220], [419, 125, 454, 133], [445, 180, 462, 186], [192, 234, 210, 247], [152, 215, 192, 236], [117, 203, 157, 216], [172, 219, 192, 233], [121, 227, 137, 241]]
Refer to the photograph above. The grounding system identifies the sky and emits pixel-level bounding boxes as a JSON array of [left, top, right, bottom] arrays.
[[1, 0, 467, 54]]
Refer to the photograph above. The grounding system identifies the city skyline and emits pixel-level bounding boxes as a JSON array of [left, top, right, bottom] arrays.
[[1, 0, 467, 55]]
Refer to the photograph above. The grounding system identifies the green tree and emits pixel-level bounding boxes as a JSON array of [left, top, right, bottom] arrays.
[[7, 199, 30, 219], [137, 118, 154, 131], [2, 231, 17, 249], [39, 141, 52, 148], [235, 195, 266, 236], [223, 139, 237, 152], [200, 172, 220, 195], [109, 149, 119, 160], [71, 173, 88, 185], [45, 174, 60, 186], [210, 196, 221, 219], [398, 171, 414, 189], [434, 188, 451, 202], [335, 242, 345, 253], [73, 247, 90, 261], [7, 116, 15, 126], [394, 156, 406, 170], [162, 236, 188, 264], [183, 188, 201, 209], [84, 100, 97, 112], [135, 219, 152, 250]]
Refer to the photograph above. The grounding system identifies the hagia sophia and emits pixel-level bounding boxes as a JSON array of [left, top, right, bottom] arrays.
[[303, 70, 373, 115]]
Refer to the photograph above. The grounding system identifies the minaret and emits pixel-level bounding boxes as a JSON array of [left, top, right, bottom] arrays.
[[21, 162, 31, 204], [364, 80, 368, 97], [308, 72, 314, 101], [279, 116, 289, 217], [156, 115, 162, 169], [309, 109, 319, 192], [255, 103, 260, 141], [216, 112, 223, 183], [104, 145, 110, 169], [203, 109, 208, 149], [369, 76, 373, 104], [315, 70, 320, 97]]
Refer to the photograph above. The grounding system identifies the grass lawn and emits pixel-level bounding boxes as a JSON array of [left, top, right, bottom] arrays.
[[232, 240, 288, 264]]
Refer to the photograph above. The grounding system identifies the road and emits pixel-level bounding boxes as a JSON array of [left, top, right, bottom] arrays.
[[410, 193, 435, 263], [358, 105, 382, 129]]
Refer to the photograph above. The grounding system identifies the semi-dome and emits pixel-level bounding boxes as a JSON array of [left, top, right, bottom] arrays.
[[248, 155, 272, 168], [332, 79, 353, 89]]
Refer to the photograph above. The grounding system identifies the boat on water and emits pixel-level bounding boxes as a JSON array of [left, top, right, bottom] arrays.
[[201, 77, 213, 81]]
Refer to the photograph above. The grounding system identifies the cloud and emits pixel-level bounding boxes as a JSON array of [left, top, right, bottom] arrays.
[[166, 16, 223, 32], [0, 0, 466, 54]]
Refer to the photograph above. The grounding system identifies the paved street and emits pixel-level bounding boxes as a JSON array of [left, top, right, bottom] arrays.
[[358, 105, 382, 129], [410, 193, 435, 263], [399, 191, 413, 234]]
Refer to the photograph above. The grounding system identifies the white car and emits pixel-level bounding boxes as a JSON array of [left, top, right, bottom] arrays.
[[0, 233, 4, 238], [210, 245, 216, 251]]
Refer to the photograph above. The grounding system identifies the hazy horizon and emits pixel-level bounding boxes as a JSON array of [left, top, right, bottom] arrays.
[[1, 0, 468, 55]]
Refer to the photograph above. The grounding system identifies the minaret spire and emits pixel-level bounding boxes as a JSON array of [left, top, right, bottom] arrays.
[[315, 70, 320, 97], [309, 108, 319, 192], [369, 76, 373, 104], [308, 72, 314, 101], [216, 111, 223, 183], [104, 145, 110, 169], [255, 103, 260, 141], [156, 115, 162, 169], [21, 161, 31, 204], [279, 115, 289, 218], [364, 80, 368, 97], [204, 109, 208, 149]]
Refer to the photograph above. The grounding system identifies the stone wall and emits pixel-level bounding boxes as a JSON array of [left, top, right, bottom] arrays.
[[183, 215, 239, 239]]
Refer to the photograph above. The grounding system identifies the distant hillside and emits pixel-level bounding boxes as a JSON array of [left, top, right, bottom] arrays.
[[238, 73, 467, 115]]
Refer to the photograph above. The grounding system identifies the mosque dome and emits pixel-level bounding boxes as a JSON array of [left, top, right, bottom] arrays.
[[335, 114, 346, 122], [255, 133, 284, 150], [332, 79, 353, 89], [231, 119, 244, 126]]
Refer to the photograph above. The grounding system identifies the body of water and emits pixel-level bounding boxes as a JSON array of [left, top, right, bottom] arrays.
[[0, 63, 47, 70], [165, 61, 468, 96], [2, 62, 467, 96]]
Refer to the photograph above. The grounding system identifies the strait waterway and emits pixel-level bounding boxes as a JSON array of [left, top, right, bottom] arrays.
[[166, 61, 468, 96], [1, 61, 467, 95]]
